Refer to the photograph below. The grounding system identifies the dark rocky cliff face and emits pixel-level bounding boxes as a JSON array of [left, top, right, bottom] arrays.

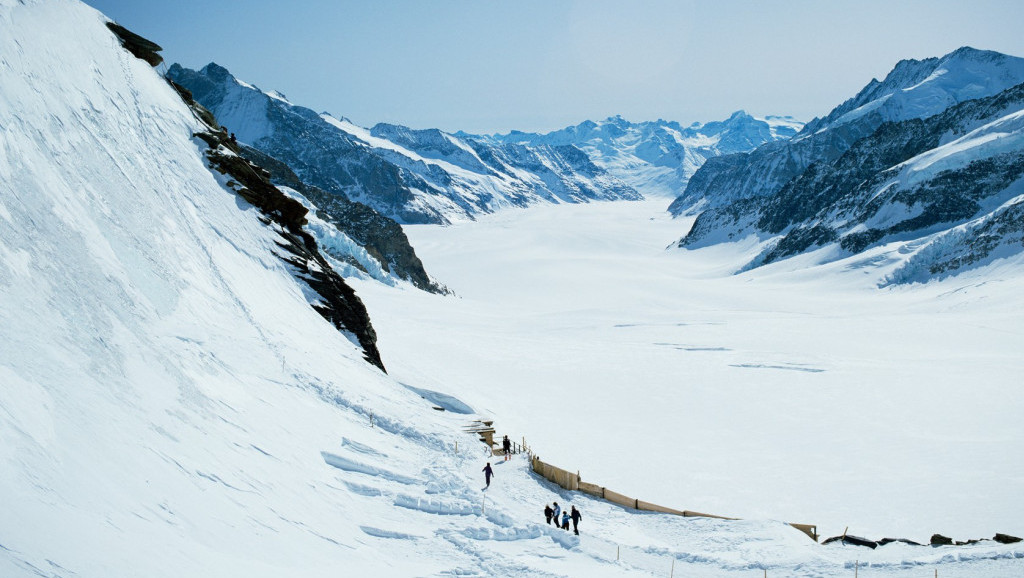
[[193, 125, 387, 372], [669, 50, 1024, 283], [238, 145, 446, 294], [115, 40, 386, 370], [166, 63, 640, 225], [751, 83, 1024, 268]]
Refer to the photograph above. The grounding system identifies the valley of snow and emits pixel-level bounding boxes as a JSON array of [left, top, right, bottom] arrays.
[[355, 197, 1024, 549], [4, 1, 1024, 576]]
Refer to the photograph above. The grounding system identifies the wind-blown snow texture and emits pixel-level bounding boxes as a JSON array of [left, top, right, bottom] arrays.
[[2, 2, 1024, 577], [672, 47, 1024, 281], [167, 63, 642, 225]]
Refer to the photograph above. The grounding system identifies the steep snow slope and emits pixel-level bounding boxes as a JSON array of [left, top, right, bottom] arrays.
[[4, 2, 1024, 577]]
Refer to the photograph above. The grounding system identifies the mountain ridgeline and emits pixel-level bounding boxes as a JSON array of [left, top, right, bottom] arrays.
[[671, 47, 1024, 283], [167, 63, 642, 226], [477, 112, 801, 198]]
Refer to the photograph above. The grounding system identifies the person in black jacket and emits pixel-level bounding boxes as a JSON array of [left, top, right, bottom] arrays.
[[570, 505, 582, 535], [544, 503, 554, 524], [502, 435, 512, 461], [482, 462, 494, 488]]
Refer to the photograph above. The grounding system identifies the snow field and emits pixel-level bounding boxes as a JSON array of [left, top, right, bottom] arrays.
[[354, 197, 1024, 553], [2, 1, 1024, 576]]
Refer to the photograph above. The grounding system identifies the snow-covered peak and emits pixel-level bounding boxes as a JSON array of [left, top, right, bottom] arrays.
[[483, 112, 803, 197], [802, 46, 1024, 135]]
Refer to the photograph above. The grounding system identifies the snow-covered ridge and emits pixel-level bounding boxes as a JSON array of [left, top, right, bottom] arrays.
[[4, 2, 1024, 576], [801, 46, 1024, 136], [678, 73, 1024, 283], [477, 111, 803, 198], [168, 63, 642, 225], [672, 47, 1024, 220]]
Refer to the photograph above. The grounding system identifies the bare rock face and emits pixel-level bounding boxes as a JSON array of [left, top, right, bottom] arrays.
[[105, 22, 163, 67], [103, 23, 386, 371], [200, 129, 385, 372]]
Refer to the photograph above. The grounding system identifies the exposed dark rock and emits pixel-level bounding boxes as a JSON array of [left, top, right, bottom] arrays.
[[822, 534, 878, 549], [173, 86, 385, 371], [930, 534, 954, 546], [198, 131, 385, 371], [237, 145, 447, 294], [166, 62, 640, 225], [994, 533, 1023, 544], [877, 538, 924, 547], [105, 22, 163, 67], [678, 78, 1024, 280]]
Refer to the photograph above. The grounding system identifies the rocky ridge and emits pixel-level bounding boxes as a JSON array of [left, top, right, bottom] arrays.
[[672, 48, 1024, 283], [167, 63, 642, 225]]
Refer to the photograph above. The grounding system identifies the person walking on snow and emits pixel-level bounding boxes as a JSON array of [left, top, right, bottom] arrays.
[[544, 503, 554, 525], [561, 510, 571, 531], [570, 505, 582, 535], [482, 462, 494, 488], [502, 435, 511, 460], [552, 501, 561, 525]]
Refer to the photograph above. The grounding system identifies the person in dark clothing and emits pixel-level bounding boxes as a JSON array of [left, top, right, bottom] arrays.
[[482, 462, 494, 488], [502, 435, 511, 461], [570, 505, 582, 535], [544, 503, 553, 524], [561, 510, 570, 531]]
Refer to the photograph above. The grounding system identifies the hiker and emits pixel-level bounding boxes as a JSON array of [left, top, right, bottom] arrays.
[[482, 462, 494, 488], [571, 505, 582, 535], [552, 501, 561, 525], [502, 435, 511, 460], [561, 509, 571, 531], [544, 503, 554, 525]]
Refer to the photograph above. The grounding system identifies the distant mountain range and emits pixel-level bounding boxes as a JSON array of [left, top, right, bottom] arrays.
[[475, 112, 801, 197], [169, 63, 643, 226], [670, 47, 1024, 283]]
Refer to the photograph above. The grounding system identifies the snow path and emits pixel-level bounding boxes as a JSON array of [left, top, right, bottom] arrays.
[[355, 197, 1024, 548]]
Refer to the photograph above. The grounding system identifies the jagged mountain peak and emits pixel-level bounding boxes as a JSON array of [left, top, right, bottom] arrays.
[[802, 46, 1024, 135], [672, 46, 1024, 284], [169, 62, 641, 225]]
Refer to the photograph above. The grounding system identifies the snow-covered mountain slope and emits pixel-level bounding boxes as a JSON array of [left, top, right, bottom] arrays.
[[670, 47, 1024, 217], [356, 198, 1024, 575], [673, 49, 1024, 282], [230, 142, 447, 293], [167, 63, 641, 225], [4, 2, 1024, 576], [477, 112, 802, 198]]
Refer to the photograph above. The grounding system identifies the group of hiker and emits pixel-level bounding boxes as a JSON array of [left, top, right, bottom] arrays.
[[545, 501, 582, 535], [480, 434, 583, 535]]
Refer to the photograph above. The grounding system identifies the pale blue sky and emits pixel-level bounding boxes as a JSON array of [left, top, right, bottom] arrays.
[[84, 0, 1024, 134]]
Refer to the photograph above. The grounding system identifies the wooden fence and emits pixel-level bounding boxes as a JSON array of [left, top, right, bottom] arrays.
[[531, 454, 818, 542]]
